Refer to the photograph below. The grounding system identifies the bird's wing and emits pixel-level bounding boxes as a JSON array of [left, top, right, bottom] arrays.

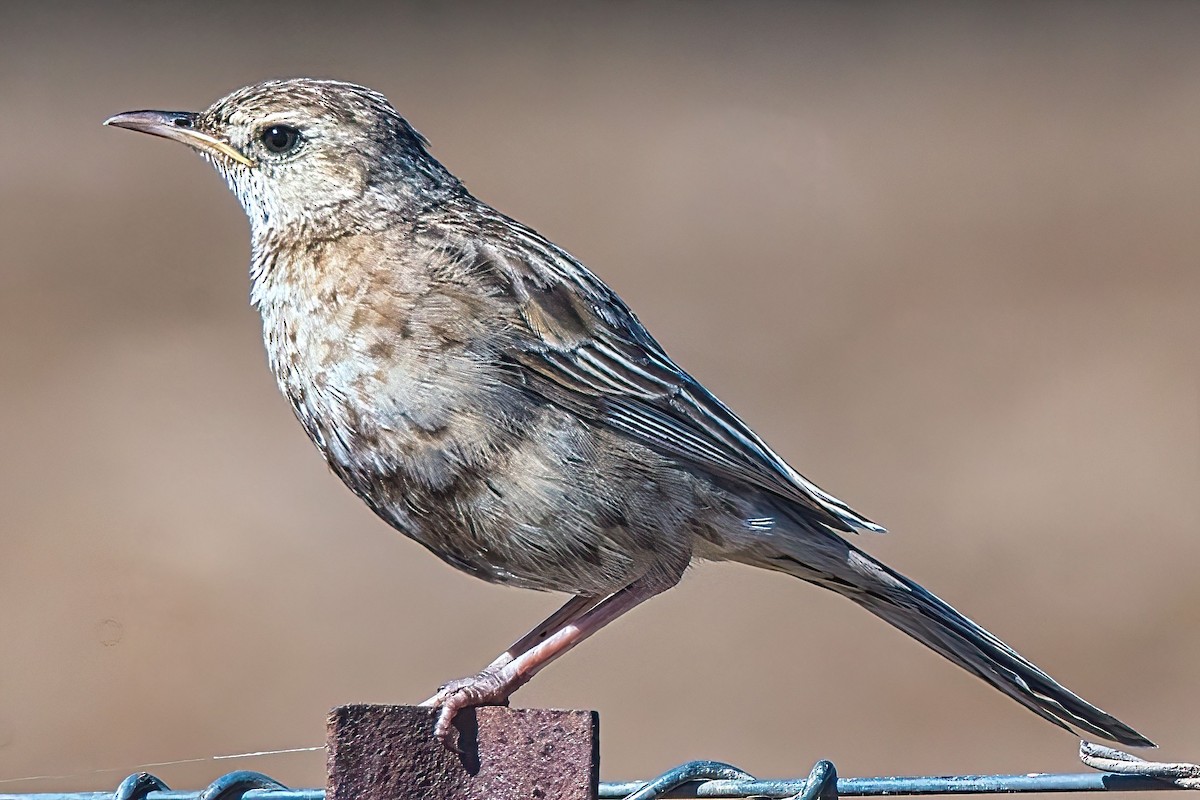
[[461, 218, 884, 534]]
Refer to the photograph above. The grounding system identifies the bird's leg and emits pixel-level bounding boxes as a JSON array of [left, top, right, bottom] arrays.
[[488, 593, 603, 671], [420, 593, 600, 709], [422, 578, 664, 747]]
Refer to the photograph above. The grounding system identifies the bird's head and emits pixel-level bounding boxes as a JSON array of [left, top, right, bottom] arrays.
[[105, 78, 460, 240]]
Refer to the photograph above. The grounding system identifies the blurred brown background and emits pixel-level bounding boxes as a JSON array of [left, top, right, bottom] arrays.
[[1, 0, 1197, 793]]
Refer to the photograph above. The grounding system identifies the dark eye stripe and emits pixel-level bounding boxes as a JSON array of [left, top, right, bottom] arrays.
[[261, 125, 301, 154]]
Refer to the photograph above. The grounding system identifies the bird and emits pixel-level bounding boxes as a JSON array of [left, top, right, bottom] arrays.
[[105, 78, 1153, 750]]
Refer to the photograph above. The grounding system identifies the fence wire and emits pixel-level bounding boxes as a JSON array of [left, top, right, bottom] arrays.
[[1, 742, 1196, 800]]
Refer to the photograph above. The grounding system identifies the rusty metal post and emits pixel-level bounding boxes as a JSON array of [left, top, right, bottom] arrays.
[[327, 704, 599, 800]]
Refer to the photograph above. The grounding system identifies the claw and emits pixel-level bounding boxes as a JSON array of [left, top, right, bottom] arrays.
[[422, 668, 519, 751]]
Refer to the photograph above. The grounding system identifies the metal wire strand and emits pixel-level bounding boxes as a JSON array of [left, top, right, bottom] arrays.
[[793, 760, 838, 800], [619, 761, 756, 800], [113, 774, 168, 800], [194, 773, 284, 800], [2, 743, 1199, 800]]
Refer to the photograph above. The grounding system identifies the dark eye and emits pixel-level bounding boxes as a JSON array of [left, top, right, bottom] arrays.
[[261, 125, 301, 154]]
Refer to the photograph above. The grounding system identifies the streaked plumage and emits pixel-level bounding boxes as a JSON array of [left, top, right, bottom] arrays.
[[106, 78, 1152, 749]]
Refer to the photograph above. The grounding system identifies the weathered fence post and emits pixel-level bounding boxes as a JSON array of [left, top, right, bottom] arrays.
[[327, 705, 599, 800]]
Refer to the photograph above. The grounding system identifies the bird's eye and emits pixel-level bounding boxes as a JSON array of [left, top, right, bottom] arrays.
[[260, 125, 301, 154]]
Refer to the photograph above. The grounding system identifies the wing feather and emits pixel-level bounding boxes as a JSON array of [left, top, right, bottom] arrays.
[[442, 214, 885, 534]]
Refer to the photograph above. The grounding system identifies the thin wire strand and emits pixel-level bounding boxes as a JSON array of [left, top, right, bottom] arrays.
[[0, 746, 325, 786]]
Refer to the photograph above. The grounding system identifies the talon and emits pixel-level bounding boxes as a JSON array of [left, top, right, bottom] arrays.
[[422, 668, 521, 751], [434, 703, 461, 749]]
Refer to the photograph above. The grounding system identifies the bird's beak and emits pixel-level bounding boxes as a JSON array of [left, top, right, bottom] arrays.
[[104, 110, 255, 167]]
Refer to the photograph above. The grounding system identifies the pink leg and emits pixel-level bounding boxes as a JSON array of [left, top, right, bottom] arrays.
[[420, 594, 600, 708], [488, 594, 602, 671], [422, 579, 665, 747]]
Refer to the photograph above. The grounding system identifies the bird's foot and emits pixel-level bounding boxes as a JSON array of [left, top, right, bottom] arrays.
[[420, 666, 518, 750]]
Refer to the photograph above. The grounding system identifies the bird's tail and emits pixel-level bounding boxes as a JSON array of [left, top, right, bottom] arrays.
[[736, 530, 1154, 748]]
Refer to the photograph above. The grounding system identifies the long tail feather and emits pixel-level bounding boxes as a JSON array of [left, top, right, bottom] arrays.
[[747, 533, 1153, 748]]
